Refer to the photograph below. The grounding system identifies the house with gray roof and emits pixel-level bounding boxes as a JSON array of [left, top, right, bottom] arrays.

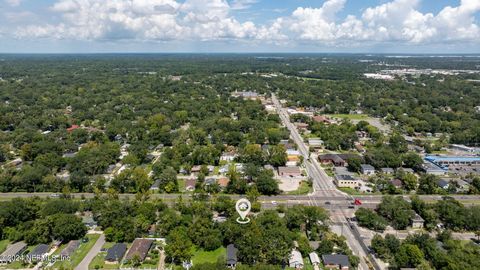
[[360, 164, 375, 175], [226, 244, 238, 268], [0, 242, 27, 263], [322, 254, 350, 269]]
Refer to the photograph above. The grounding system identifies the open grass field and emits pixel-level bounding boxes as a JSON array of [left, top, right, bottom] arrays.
[[191, 246, 226, 265]]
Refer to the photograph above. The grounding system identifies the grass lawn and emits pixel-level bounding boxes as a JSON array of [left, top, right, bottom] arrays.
[[178, 178, 186, 192], [51, 234, 100, 269], [0, 240, 10, 254], [327, 114, 368, 120], [191, 246, 226, 265], [88, 242, 117, 270], [338, 188, 382, 195], [287, 181, 313, 195]]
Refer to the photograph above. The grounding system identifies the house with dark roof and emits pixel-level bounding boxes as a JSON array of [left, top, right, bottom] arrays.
[[27, 244, 50, 262], [125, 239, 153, 262], [105, 243, 127, 264], [322, 254, 350, 269], [437, 178, 450, 189], [226, 244, 238, 269]]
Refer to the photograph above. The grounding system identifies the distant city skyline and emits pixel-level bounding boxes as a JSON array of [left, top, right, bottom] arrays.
[[0, 0, 479, 53]]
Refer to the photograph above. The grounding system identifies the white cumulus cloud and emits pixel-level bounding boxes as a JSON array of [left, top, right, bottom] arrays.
[[9, 0, 480, 47]]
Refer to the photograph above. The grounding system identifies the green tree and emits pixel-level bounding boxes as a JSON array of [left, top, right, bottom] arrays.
[[394, 244, 424, 268]]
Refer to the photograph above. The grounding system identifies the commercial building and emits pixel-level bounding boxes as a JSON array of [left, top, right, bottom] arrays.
[[425, 156, 480, 167], [335, 175, 360, 189]]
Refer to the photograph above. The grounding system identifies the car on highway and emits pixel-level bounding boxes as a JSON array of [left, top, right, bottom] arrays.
[[271, 201, 277, 205], [49, 193, 60, 198], [325, 201, 331, 205]]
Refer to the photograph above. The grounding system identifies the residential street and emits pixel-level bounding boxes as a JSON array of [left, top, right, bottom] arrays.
[[75, 233, 105, 270]]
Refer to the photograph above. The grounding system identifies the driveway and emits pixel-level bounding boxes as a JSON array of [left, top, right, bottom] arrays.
[[75, 234, 105, 270]]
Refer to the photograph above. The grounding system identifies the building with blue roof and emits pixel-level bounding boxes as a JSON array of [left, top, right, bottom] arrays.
[[425, 156, 480, 167]]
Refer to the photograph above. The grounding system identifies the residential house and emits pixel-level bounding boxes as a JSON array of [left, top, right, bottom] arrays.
[[322, 254, 350, 270], [150, 179, 161, 191], [437, 178, 450, 189], [289, 250, 304, 269], [220, 152, 237, 162], [308, 138, 324, 148], [411, 214, 424, 229], [185, 179, 196, 192], [360, 164, 375, 175], [456, 179, 470, 192], [226, 244, 238, 269], [0, 242, 27, 263], [205, 178, 217, 186], [105, 243, 127, 264], [278, 166, 302, 177], [218, 177, 230, 189], [82, 214, 97, 229], [312, 115, 330, 124], [191, 165, 202, 174], [390, 179, 403, 189], [295, 122, 309, 131], [60, 240, 80, 257], [309, 252, 320, 266], [125, 239, 153, 262], [381, 168, 394, 174], [27, 244, 50, 262], [219, 165, 230, 174], [354, 143, 365, 153]]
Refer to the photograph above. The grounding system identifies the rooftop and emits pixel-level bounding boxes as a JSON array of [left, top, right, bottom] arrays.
[[105, 243, 127, 262], [322, 254, 350, 267]]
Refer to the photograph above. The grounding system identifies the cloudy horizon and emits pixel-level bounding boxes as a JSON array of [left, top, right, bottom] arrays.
[[1, 0, 479, 53]]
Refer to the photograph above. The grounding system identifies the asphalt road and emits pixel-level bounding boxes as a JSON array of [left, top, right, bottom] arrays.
[[271, 93, 346, 198], [75, 233, 105, 270]]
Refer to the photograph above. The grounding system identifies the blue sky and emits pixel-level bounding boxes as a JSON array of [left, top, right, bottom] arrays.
[[0, 0, 479, 53]]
